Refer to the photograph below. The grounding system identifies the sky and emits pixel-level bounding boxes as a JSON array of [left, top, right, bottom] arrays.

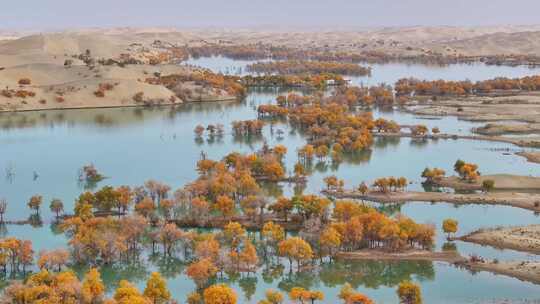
[[1, 0, 540, 30]]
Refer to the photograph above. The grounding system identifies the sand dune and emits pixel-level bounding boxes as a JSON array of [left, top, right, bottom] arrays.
[[0, 61, 233, 112], [3, 25, 540, 68], [440, 31, 540, 56], [3, 26, 540, 112]]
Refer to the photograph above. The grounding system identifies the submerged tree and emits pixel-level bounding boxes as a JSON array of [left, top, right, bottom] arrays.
[[442, 219, 458, 238], [186, 258, 218, 289], [49, 198, 64, 219], [289, 287, 324, 304], [37, 248, 69, 271], [27, 195, 43, 215], [0, 198, 7, 223], [278, 237, 313, 271]]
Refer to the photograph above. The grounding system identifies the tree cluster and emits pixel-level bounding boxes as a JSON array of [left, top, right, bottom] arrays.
[[246, 60, 371, 76], [329, 201, 435, 253], [241, 74, 346, 90], [395, 75, 540, 96], [145, 71, 246, 98], [454, 159, 480, 182], [3, 268, 172, 304], [421, 168, 446, 183], [372, 177, 408, 193]]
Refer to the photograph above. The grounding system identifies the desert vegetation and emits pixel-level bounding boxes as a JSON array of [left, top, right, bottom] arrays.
[[184, 43, 540, 67], [395, 75, 540, 96], [241, 74, 346, 89]]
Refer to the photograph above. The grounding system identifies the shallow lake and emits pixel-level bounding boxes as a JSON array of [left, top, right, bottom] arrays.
[[1, 58, 540, 303]]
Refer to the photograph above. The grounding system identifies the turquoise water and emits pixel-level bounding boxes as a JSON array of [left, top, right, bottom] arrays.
[[1, 59, 540, 302]]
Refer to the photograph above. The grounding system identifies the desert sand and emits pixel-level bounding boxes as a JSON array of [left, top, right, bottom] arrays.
[[0, 63, 238, 112], [5, 26, 540, 64], [0, 31, 245, 112], [4, 27, 540, 112]]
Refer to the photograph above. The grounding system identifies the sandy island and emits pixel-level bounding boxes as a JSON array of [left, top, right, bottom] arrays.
[[432, 174, 540, 191], [457, 225, 540, 255], [404, 95, 540, 149], [408, 94, 540, 124], [323, 189, 540, 212], [474, 123, 540, 136]]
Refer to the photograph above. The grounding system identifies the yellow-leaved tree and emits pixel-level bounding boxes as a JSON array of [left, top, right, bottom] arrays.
[[143, 272, 171, 304], [114, 280, 150, 304], [82, 268, 105, 303], [203, 284, 237, 304]]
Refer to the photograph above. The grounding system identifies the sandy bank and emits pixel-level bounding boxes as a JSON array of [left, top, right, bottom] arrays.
[[337, 249, 465, 263], [323, 189, 540, 212], [433, 174, 540, 191], [409, 95, 540, 124], [0, 78, 182, 112], [473, 123, 540, 136], [457, 225, 540, 255]]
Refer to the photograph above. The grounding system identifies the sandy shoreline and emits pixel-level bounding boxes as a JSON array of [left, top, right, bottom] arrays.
[[323, 189, 540, 212], [457, 225, 540, 255], [0, 95, 238, 113], [432, 174, 540, 191], [338, 249, 540, 285]]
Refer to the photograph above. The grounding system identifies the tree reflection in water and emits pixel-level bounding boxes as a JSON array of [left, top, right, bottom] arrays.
[[318, 260, 435, 290]]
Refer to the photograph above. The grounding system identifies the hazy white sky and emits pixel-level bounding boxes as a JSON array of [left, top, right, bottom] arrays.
[[2, 0, 539, 29]]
